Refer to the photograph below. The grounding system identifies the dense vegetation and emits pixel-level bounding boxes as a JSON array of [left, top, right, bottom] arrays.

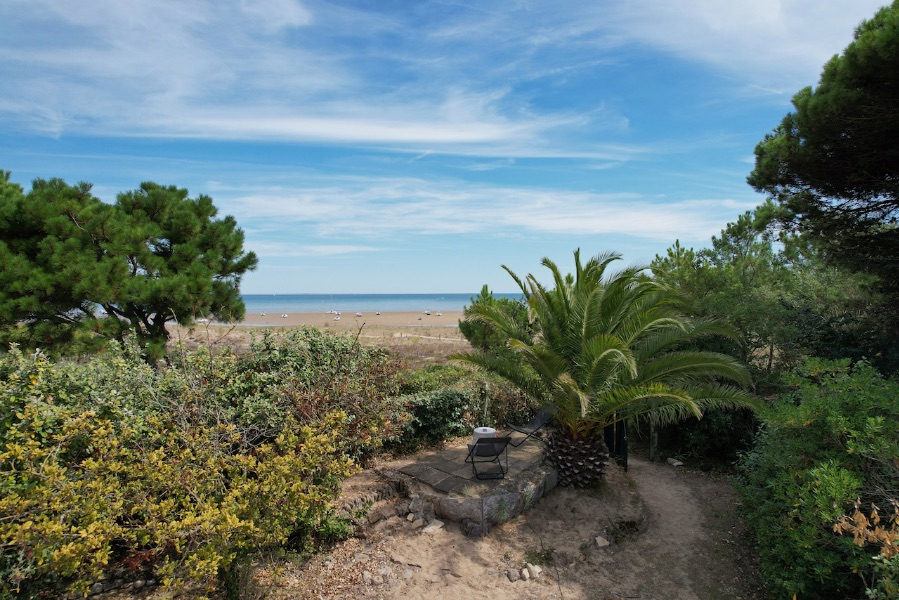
[[0, 328, 532, 596], [3, 3, 899, 597], [737, 359, 899, 598], [0, 330, 398, 596], [456, 250, 758, 487], [645, 5, 899, 596]]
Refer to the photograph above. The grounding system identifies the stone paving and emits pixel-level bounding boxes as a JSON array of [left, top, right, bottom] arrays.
[[380, 433, 558, 537]]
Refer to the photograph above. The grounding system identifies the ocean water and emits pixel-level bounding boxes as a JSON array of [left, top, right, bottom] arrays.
[[241, 293, 522, 314]]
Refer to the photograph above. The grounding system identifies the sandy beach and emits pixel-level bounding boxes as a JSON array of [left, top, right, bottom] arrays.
[[229, 310, 464, 329], [176, 310, 469, 367]]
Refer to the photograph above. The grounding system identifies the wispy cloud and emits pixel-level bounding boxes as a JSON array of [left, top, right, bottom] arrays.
[[245, 242, 382, 257], [221, 177, 757, 245], [2, 0, 883, 148]]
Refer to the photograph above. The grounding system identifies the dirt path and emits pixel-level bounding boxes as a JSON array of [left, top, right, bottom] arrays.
[[249, 456, 766, 599], [583, 458, 764, 599]]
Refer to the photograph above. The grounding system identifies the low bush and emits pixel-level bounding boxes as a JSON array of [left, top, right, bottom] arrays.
[[0, 328, 407, 596], [387, 363, 536, 453], [167, 328, 408, 462], [388, 389, 475, 452], [737, 358, 899, 598]]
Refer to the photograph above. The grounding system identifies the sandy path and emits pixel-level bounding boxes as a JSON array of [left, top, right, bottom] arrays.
[[251, 457, 765, 599], [584, 457, 762, 599]]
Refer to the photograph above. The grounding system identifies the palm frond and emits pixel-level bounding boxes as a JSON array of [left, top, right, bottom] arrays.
[[453, 249, 759, 439], [636, 350, 751, 387]]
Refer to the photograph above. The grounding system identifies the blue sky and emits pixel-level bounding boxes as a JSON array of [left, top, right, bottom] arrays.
[[0, 1, 887, 294]]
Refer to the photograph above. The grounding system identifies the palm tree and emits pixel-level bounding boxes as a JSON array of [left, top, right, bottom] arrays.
[[454, 250, 759, 486]]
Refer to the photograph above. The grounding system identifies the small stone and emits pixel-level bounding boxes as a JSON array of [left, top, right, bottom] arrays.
[[407, 513, 415, 522], [526, 563, 542, 578], [520, 568, 530, 581], [90, 583, 105, 595], [403, 569, 414, 579], [362, 571, 373, 585], [354, 552, 371, 563], [376, 516, 404, 531], [666, 457, 684, 467], [595, 535, 611, 547], [411, 518, 425, 530], [368, 512, 383, 525], [378, 567, 392, 578], [422, 520, 444, 533], [506, 568, 520, 582]]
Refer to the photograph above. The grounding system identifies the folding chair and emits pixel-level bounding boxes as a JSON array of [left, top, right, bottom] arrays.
[[465, 436, 512, 480], [506, 407, 555, 447]]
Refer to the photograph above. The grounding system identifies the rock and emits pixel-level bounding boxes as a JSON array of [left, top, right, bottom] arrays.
[[362, 571, 374, 585], [376, 515, 404, 531], [354, 552, 371, 563], [520, 568, 530, 581], [460, 518, 490, 538], [367, 511, 383, 525], [507, 568, 520, 582], [436, 497, 483, 522], [595, 535, 611, 548], [411, 518, 425, 530], [422, 519, 444, 533], [526, 563, 541, 579], [406, 513, 415, 522], [403, 569, 414, 579], [666, 457, 684, 467]]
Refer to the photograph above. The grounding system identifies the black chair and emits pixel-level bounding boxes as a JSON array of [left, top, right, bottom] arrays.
[[465, 436, 512, 480], [506, 407, 555, 447]]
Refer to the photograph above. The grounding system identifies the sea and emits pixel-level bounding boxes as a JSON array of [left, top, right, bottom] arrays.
[[241, 293, 522, 315]]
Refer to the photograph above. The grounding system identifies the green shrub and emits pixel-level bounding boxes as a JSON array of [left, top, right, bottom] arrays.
[[459, 285, 528, 358], [397, 364, 470, 394], [387, 364, 537, 454], [737, 358, 899, 598], [166, 328, 408, 462], [387, 389, 475, 453], [0, 333, 401, 597]]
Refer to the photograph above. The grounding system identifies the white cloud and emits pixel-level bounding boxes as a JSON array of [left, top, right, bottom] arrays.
[[245, 241, 382, 257], [596, 0, 885, 88], [4, 0, 882, 149], [221, 177, 757, 246]]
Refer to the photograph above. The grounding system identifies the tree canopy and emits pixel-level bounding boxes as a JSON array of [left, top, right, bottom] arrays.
[[652, 205, 895, 377], [0, 171, 258, 360], [747, 0, 899, 290]]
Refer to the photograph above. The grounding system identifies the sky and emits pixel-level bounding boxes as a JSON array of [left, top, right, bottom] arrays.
[[0, 0, 889, 294]]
